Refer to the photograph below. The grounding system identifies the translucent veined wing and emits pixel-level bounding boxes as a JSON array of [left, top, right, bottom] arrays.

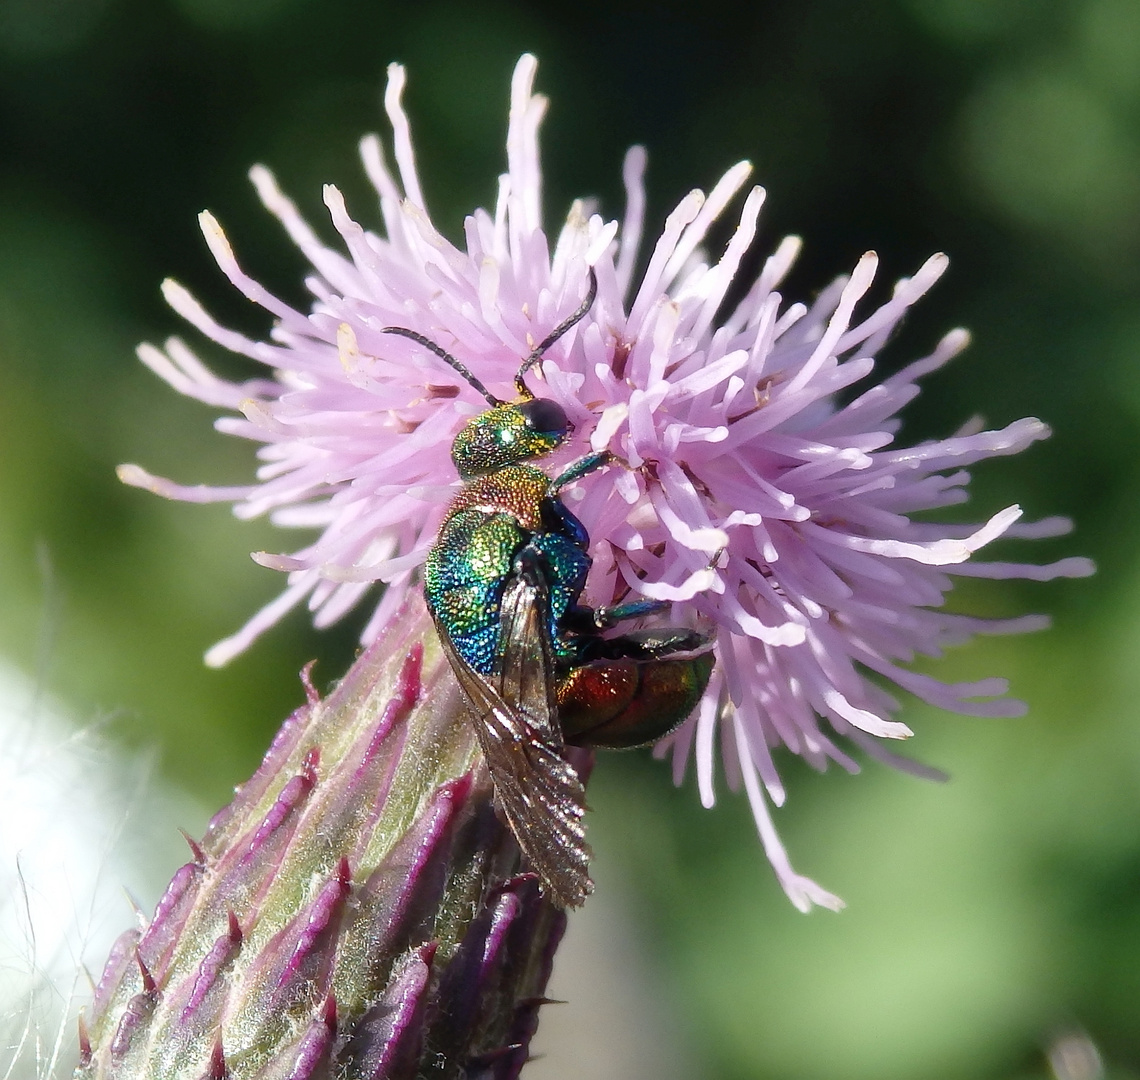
[[495, 550, 562, 742], [431, 550, 592, 908]]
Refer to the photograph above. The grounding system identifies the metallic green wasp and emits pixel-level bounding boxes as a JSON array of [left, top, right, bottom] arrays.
[[382, 270, 714, 907]]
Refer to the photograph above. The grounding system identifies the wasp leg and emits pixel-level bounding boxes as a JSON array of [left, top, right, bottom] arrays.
[[560, 597, 668, 633], [592, 598, 667, 627], [548, 450, 614, 494]]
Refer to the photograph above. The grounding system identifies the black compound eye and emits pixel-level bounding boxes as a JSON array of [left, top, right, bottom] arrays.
[[518, 398, 568, 437]]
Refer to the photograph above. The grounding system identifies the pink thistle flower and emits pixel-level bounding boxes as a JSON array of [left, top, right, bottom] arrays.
[[121, 54, 1093, 911]]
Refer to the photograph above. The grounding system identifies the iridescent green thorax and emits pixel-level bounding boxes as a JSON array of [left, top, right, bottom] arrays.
[[424, 462, 592, 676], [451, 400, 568, 479], [424, 464, 550, 675]]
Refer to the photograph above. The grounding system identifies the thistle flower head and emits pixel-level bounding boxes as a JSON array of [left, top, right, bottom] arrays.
[[121, 54, 1093, 910]]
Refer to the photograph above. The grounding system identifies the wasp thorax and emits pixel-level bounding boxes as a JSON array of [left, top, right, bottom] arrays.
[[452, 398, 569, 479]]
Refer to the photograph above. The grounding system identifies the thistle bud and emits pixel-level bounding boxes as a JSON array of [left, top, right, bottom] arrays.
[[80, 597, 571, 1079]]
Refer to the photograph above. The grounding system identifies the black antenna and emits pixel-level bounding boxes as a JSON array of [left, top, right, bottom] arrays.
[[379, 326, 500, 407], [514, 268, 598, 398]]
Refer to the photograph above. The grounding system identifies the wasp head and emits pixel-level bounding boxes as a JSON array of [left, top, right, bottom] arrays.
[[452, 397, 570, 479]]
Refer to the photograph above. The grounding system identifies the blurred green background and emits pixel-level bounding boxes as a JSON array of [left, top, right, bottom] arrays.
[[0, 0, 1135, 1076]]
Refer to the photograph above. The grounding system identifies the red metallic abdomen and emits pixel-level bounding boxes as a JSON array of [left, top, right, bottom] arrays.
[[558, 652, 714, 749]]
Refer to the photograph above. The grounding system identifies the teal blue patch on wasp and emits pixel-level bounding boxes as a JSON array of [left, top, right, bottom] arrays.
[[382, 270, 714, 908]]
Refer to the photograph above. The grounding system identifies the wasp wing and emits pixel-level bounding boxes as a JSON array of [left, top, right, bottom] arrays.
[[494, 550, 562, 741], [432, 552, 592, 908]]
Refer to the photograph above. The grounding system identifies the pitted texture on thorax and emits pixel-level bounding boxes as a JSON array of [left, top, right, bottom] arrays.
[[442, 464, 549, 532]]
